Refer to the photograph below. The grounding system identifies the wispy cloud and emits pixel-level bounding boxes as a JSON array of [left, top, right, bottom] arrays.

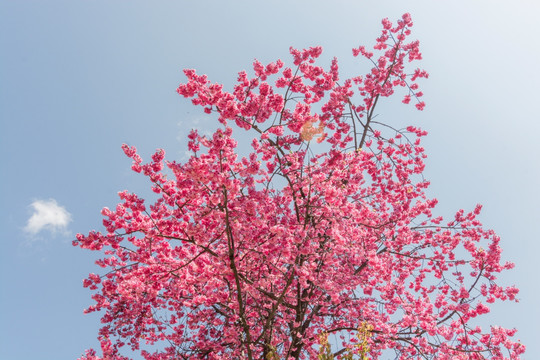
[[24, 199, 72, 235]]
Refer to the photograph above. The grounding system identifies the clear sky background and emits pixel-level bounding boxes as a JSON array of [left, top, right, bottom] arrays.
[[1, 1, 538, 359]]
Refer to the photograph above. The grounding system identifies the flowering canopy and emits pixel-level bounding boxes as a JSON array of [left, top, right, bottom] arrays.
[[75, 14, 523, 360]]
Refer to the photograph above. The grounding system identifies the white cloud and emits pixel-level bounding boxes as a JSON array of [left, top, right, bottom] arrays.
[[24, 199, 72, 235]]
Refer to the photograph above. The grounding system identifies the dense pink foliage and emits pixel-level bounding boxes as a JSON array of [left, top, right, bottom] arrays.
[[75, 14, 523, 359]]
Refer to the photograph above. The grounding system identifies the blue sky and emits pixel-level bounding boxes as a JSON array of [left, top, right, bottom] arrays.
[[1, 1, 538, 359]]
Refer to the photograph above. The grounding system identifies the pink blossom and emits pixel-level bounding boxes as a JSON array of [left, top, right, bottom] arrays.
[[75, 13, 523, 360]]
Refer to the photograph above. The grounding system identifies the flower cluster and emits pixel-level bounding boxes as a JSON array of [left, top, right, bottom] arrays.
[[75, 14, 523, 360]]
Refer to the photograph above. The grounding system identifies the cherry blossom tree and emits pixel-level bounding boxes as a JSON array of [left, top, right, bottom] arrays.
[[75, 14, 524, 360]]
